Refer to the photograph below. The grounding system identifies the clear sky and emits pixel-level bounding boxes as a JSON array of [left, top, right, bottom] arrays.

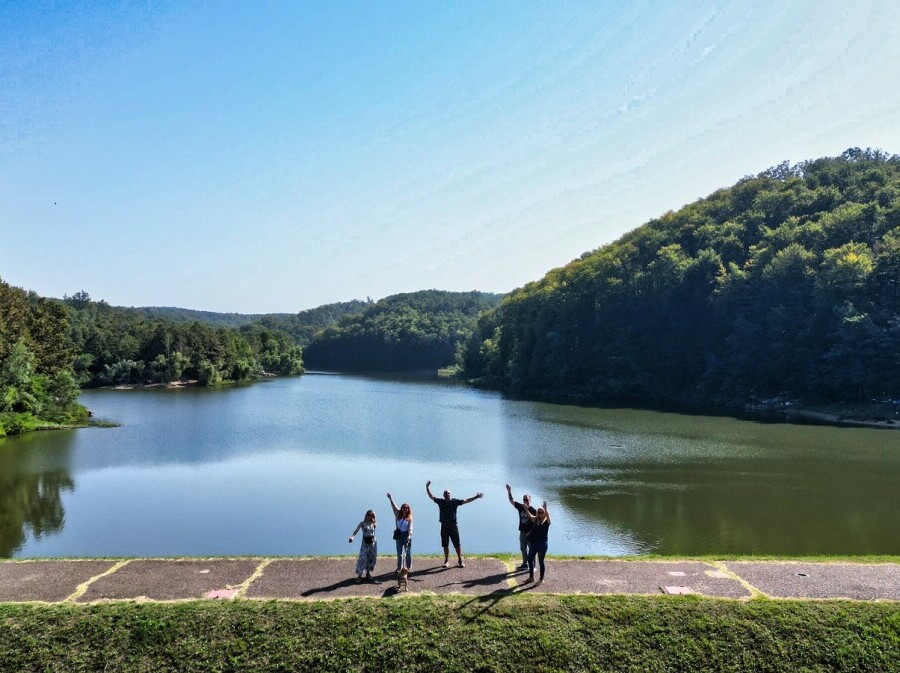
[[2, 1, 899, 313]]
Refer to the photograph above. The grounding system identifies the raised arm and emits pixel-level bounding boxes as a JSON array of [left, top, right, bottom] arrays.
[[425, 480, 435, 501], [386, 493, 400, 518], [462, 491, 484, 505], [542, 501, 551, 523], [506, 483, 516, 507]]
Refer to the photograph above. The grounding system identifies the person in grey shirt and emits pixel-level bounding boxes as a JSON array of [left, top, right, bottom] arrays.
[[425, 480, 483, 568]]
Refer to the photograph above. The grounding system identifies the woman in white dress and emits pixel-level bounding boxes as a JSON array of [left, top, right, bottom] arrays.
[[348, 509, 378, 581]]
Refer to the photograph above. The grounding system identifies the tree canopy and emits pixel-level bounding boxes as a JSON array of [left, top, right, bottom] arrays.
[[65, 295, 304, 387], [303, 291, 503, 372], [0, 277, 86, 435], [463, 148, 900, 407]]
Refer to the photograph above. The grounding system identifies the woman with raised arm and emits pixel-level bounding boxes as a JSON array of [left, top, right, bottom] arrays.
[[386, 492, 414, 572], [348, 509, 378, 582], [522, 501, 551, 586]]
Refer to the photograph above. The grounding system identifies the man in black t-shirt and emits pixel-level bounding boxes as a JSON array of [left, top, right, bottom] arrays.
[[426, 480, 484, 568], [506, 483, 537, 570]]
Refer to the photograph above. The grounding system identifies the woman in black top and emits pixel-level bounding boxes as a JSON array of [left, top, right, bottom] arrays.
[[522, 501, 551, 585]]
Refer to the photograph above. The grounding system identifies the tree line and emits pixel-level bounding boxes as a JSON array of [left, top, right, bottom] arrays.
[[302, 291, 503, 372], [462, 148, 900, 407], [65, 293, 304, 387]]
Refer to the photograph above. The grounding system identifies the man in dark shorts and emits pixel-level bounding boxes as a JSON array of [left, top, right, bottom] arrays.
[[506, 483, 536, 570], [425, 480, 483, 568]]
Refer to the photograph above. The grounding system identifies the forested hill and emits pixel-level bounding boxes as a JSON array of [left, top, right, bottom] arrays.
[[121, 300, 370, 344], [252, 299, 373, 346], [303, 291, 504, 372], [64, 295, 304, 387], [463, 148, 900, 407], [122, 306, 283, 328]]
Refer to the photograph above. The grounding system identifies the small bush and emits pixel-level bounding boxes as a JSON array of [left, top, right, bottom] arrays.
[[0, 412, 39, 435]]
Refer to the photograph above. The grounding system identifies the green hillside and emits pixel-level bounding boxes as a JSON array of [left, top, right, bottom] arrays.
[[253, 299, 373, 346], [303, 290, 504, 372], [122, 306, 283, 328], [464, 148, 900, 408]]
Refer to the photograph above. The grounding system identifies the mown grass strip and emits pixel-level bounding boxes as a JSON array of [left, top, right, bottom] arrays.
[[2, 594, 899, 672]]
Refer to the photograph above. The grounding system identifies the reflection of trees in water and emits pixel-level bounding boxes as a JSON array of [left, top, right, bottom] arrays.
[[557, 459, 900, 556], [0, 439, 74, 557]]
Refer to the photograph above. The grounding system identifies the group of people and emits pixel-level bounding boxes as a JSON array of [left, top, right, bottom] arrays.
[[347, 480, 551, 586]]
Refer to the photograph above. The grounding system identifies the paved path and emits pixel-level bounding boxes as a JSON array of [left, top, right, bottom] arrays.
[[2, 558, 899, 603]]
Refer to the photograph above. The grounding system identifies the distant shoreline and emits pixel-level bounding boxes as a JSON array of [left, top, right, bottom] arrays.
[[95, 374, 900, 430], [102, 380, 200, 390], [770, 406, 900, 430]]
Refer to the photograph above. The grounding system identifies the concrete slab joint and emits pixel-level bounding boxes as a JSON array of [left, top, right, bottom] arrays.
[[1, 558, 899, 603]]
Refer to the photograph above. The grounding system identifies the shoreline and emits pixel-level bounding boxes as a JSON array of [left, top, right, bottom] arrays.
[[499, 386, 900, 430], [103, 379, 200, 390], [5, 552, 900, 564], [777, 406, 900, 430], [92, 373, 900, 430]]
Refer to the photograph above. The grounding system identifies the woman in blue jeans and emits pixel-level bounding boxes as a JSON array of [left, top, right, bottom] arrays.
[[523, 501, 550, 586], [386, 492, 413, 571]]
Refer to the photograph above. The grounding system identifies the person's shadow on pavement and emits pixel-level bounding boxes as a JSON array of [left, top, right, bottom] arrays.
[[301, 575, 384, 597]]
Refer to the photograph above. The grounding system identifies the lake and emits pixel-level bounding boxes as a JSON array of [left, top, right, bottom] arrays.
[[2, 373, 899, 558]]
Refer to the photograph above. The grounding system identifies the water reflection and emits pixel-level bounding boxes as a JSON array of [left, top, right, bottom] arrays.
[[508, 404, 900, 555], [3, 376, 899, 557], [0, 432, 74, 556]]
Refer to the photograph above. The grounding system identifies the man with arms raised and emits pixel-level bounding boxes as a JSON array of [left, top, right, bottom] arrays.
[[506, 484, 536, 570], [425, 480, 483, 568]]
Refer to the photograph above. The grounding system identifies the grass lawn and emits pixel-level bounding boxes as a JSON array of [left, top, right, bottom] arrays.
[[2, 594, 899, 672]]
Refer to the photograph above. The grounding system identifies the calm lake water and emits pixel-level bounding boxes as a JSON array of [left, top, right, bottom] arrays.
[[2, 373, 899, 558]]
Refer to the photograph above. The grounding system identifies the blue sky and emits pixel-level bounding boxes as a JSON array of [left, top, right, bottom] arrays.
[[2, 1, 899, 313]]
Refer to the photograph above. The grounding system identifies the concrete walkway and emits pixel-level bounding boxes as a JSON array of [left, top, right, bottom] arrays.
[[2, 558, 899, 604]]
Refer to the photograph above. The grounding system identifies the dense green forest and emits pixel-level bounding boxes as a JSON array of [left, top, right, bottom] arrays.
[[64, 293, 304, 387], [0, 279, 87, 436], [123, 306, 287, 328], [463, 148, 900, 407], [253, 299, 373, 346], [303, 291, 503, 371]]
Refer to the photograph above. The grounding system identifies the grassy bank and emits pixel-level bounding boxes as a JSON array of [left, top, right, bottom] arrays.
[[3, 595, 899, 672]]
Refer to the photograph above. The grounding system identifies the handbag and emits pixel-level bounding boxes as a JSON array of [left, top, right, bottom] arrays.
[[392, 528, 401, 540]]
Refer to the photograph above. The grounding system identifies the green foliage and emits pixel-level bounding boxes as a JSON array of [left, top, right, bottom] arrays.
[[65, 298, 307, 386], [1, 595, 898, 672], [0, 278, 88, 434], [465, 148, 900, 406], [122, 305, 284, 328], [303, 291, 503, 372], [254, 299, 373, 346], [239, 324, 305, 375]]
